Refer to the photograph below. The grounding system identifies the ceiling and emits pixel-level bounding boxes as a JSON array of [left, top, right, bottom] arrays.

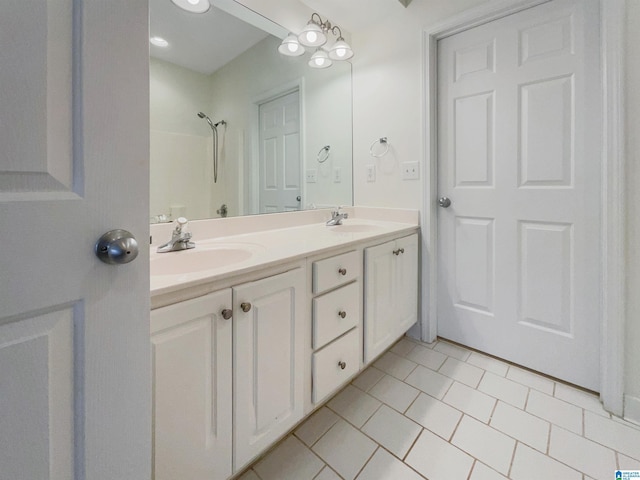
[[149, 0, 271, 75]]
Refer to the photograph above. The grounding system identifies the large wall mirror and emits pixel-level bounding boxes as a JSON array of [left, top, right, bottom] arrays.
[[149, 0, 353, 222]]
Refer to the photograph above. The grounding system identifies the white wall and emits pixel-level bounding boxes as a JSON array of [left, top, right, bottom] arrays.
[[624, 0, 640, 421]]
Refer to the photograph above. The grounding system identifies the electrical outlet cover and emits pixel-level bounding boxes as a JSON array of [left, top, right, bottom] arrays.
[[401, 161, 420, 180], [306, 169, 317, 183]]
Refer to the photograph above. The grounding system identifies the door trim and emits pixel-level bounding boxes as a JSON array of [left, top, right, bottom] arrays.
[[420, 0, 626, 414], [249, 80, 305, 215]]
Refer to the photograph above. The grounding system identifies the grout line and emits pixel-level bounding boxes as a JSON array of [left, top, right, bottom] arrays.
[[466, 460, 477, 480], [402, 426, 424, 462], [352, 445, 379, 480], [508, 442, 519, 478]]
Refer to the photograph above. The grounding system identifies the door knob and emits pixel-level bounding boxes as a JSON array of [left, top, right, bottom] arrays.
[[438, 197, 451, 208], [95, 229, 139, 265], [296, 196, 301, 202]]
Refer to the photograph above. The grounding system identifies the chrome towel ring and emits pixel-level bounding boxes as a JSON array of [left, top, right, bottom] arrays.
[[369, 137, 389, 157], [317, 145, 330, 163]]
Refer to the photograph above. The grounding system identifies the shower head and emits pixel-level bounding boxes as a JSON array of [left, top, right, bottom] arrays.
[[197, 111, 215, 130]]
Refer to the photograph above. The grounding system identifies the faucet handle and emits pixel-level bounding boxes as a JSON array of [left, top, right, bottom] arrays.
[[173, 216, 188, 234]]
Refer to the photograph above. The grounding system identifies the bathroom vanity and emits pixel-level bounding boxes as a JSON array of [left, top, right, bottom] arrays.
[[149, 208, 419, 480]]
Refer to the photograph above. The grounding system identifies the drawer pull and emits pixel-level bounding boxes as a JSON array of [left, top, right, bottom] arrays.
[[338, 267, 347, 276], [221, 309, 233, 320], [240, 302, 252, 313], [338, 310, 347, 319], [338, 361, 347, 370], [393, 248, 405, 256]]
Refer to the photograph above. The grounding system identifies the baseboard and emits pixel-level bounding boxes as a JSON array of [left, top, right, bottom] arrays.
[[624, 394, 640, 426]]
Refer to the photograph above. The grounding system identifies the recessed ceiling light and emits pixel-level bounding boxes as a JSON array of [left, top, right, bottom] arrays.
[[150, 36, 169, 47], [171, 0, 210, 14]]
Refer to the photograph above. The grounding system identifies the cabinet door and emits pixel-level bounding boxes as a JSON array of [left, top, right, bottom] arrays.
[[151, 290, 233, 480], [395, 234, 419, 335], [364, 240, 396, 363], [233, 268, 305, 471]]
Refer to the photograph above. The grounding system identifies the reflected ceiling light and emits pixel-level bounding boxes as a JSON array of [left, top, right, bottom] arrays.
[[279, 13, 353, 69], [308, 49, 332, 69], [150, 36, 169, 47], [171, 0, 210, 14], [278, 34, 305, 57]]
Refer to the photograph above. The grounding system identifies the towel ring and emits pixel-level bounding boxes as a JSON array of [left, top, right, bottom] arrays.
[[317, 145, 330, 163], [369, 137, 389, 158]]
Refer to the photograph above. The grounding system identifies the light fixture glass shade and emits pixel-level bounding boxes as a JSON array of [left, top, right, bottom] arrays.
[[278, 34, 305, 57], [171, 0, 210, 13], [298, 22, 327, 47], [328, 39, 354, 60], [308, 49, 332, 69], [150, 36, 169, 47]]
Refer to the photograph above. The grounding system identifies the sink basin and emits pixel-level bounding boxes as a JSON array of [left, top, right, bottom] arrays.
[[151, 247, 254, 276], [328, 224, 384, 233]]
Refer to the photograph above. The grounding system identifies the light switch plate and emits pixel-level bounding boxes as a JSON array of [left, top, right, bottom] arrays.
[[366, 165, 376, 182], [333, 167, 341, 183]]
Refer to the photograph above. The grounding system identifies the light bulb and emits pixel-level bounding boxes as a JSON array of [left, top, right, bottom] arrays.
[[306, 31, 318, 43], [336, 48, 346, 58], [314, 57, 324, 66], [150, 36, 169, 47], [287, 43, 298, 53], [187, 0, 199, 4]]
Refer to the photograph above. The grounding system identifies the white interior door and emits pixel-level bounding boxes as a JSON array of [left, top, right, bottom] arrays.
[[0, 2, 150, 479], [258, 90, 301, 213], [437, 0, 601, 390]]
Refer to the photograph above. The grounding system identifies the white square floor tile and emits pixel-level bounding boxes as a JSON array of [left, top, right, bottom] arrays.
[[253, 436, 324, 480], [443, 382, 496, 423], [549, 425, 617, 480], [390, 337, 418, 357], [554, 383, 609, 417], [490, 401, 549, 452], [405, 392, 462, 440], [404, 365, 453, 399], [477, 371, 528, 409], [373, 351, 418, 380], [451, 416, 515, 475], [433, 341, 471, 361], [584, 411, 640, 461], [327, 385, 381, 428], [312, 420, 377, 480], [469, 461, 509, 480], [526, 390, 583, 434], [466, 352, 509, 377], [368, 374, 420, 413], [295, 407, 340, 447], [438, 356, 484, 388], [405, 344, 447, 370], [511, 443, 582, 480], [352, 367, 385, 392], [361, 405, 422, 458], [405, 428, 474, 480], [314, 466, 341, 480], [356, 448, 424, 480], [506, 366, 554, 395]]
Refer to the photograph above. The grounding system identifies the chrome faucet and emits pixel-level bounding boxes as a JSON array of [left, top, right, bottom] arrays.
[[326, 207, 349, 226], [157, 217, 195, 253]]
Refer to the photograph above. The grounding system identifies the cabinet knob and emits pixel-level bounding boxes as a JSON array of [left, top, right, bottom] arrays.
[[393, 249, 400, 256], [221, 309, 232, 320], [338, 267, 347, 276], [399, 248, 405, 254], [338, 361, 346, 370], [338, 310, 347, 319], [240, 302, 252, 313]]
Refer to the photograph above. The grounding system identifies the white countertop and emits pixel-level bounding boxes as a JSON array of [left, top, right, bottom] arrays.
[[150, 207, 419, 299]]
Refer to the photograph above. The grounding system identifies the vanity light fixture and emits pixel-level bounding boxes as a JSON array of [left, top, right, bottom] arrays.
[[171, 0, 210, 14], [278, 34, 305, 57], [279, 12, 353, 68], [150, 36, 169, 47]]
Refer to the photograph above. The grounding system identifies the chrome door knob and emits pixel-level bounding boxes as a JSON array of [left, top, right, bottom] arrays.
[[95, 229, 139, 265], [438, 197, 452, 208]]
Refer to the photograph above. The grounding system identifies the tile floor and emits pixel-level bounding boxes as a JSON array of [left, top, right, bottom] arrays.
[[239, 337, 640, 480]]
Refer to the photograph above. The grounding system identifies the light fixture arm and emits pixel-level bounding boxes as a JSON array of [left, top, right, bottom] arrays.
[[330, 25, 343, 40]]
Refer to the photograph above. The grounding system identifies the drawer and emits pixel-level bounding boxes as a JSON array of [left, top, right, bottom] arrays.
[[312, 328, 360, 403], [312, 250, 359, 294], [313, 282, 360, 349]]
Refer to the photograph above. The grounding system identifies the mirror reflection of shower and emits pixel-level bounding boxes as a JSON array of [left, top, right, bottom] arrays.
[[197, 112, 226, 183]]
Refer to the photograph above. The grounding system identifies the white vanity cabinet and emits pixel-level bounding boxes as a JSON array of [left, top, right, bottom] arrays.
[[311, 251, 362, 404], [151, 290, 233, 480], [232, 267, 306, 471], [364, 234, 419, 363]]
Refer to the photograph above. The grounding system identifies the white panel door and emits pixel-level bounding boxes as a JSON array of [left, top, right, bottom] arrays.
[[0, 1, 149, 479], [151, 291, 233, 480], [233, 268, 305, 471], [437, 0, 601, 390], [259, 90, 301, 213]]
